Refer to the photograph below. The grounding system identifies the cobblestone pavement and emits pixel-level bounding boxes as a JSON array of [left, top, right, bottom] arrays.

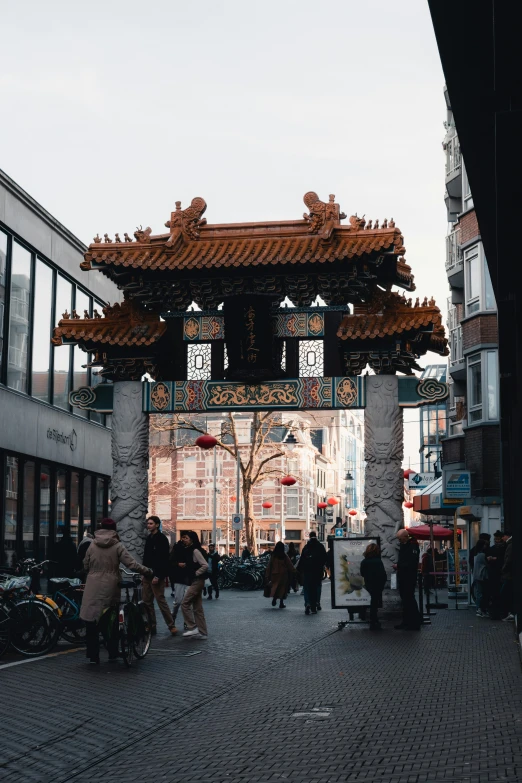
[[1, 586, 522, 783]]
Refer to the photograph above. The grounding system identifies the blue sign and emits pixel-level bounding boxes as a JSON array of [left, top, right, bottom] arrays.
[[443, 470, 471, 500], [335, 528, 344, 538]]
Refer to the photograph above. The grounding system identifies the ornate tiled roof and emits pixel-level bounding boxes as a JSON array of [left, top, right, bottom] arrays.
[[337, 293, 448, 355], [80, 193, 412, 286], [52, 299, 166, 348]]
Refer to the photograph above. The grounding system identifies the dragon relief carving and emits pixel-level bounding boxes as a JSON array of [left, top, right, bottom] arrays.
[[110, 382, 149, 560], [364, 376, 404, 569], [303, 192, 346, 234]]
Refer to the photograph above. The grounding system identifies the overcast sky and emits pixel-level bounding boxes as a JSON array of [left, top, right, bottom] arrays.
[[0, 0, 448, 471]]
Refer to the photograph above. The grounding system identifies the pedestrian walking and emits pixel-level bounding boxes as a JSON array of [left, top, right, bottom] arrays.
[[394, 529, 422, 631], [169, 538, 195, 629], [142, 516, 176, 636], [80, 518, 152, 665], [360, 543, 387, 630], [487, 531, 505, 618], [287, 542, 299, 593], [296, 532, 327, 614], [77, 530, 93, 572], [472, 539, 489, 617], [180, 532, 209, 639], [206, 543, 221, 600], [241, 546, 251, 561], [500, 530, 514, 622], [265, 541, 296, 609]]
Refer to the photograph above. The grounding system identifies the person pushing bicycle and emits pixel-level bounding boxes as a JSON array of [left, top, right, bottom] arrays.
[[80, 518, 152, 665]]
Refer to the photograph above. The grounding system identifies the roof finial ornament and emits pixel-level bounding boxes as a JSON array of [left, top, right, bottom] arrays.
[[124, 232, 133, 242], [134, 225, 152, 243], [114, 233, 122, 243], [104, 233, 112, 243], [165, 197, 207, 242], [93, 234, 102, 244], [303, 192, 345, 234]]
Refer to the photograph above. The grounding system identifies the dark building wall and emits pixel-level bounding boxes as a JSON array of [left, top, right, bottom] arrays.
[[462, 314, 499, 350], [442, 435, 465, 465], [465, 425, 501, 496]]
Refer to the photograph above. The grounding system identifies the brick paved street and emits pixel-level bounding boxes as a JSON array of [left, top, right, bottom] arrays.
[[1, 587, 522, 783]]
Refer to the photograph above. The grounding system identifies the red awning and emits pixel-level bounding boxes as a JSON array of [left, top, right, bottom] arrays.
[[407, 524, 462, 540]]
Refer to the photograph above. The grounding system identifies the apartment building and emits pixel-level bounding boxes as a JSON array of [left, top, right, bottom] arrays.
[[441, 88, 502, 533]]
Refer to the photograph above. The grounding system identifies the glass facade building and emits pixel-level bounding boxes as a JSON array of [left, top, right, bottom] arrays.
[[0, 170, 116, 567]]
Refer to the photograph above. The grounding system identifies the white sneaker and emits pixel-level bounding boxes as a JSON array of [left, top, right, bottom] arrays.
[[502, 613, 515, 622], [182, 628, 200, 637]]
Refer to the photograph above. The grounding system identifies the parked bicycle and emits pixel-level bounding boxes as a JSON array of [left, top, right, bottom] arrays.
[[218, 553, 270, 591], [98, 568, 151, 668], [0, 575, 61, 658]]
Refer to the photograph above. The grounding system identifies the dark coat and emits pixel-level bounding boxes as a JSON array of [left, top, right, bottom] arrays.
[[487, 542, 505, 582], [397, 539, 420, 588], [360, 556, 387, 598], [297, 538, 327, 581], [501, 538, 513, 581], [143, 531, 170, 581], [169, 540, 194, 586], [266, 554, 296, 599], [54, 537, 78, 578]]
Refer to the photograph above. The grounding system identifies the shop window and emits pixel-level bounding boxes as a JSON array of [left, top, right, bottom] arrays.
[[83, 475, 92, 534], [7, 242, 32, 392], [31, 260, 53, 402], [39, 467, 51, 560], [285, 529, 301, 541], [56, 470, 67, 541], [53, 275, 72, 409], [70, 472, 80, 545], [23, 461, 35, 559], [0, 230, 8, 372], [3, 456, 19, 567]]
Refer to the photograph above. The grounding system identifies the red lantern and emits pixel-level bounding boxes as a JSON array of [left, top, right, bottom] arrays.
[[403, 468, 415, 479], [404, 501, 414, 508], [317, 502, 328, 509], [327, 497, 339, 506], [280, 475, 296, 486], [262, 501, 273, 509], [195, 433, 218, 450], [349, 509, 357, 516]]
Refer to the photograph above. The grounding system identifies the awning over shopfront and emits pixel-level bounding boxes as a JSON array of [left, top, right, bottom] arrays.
[[412, 477, 459, 517]]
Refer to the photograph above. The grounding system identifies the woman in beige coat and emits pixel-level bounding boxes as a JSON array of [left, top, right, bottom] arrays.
[[265, 542, 296, 609], [80, 518, 152, 664]]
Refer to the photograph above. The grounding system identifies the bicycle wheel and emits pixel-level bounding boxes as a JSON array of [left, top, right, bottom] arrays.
[[132, 602, 151, 659], [119, 604, 134, 668], [61, 620, 86, 645], [0, 605, 11, 658], [10, 599, 61, 656]]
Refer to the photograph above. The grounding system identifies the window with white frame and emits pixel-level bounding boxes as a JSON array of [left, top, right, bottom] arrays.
[[467, 350, 499, 424], [184, 454, 197, 478], [462, 161, 474, 211], [155, 457, 171, 482], [183, 496, 197, 517], [286, 487, 299, 517], [464, 244, 496, 315], [235, 419, 252, 443], [205, 453, 223, 477], [155, 498, 171, 520]]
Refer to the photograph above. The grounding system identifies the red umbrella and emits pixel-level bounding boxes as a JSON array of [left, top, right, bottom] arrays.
[[407, 524, 462, 540]]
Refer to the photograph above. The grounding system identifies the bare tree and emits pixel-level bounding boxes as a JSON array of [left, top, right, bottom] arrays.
[[151, 411, 299, 554]]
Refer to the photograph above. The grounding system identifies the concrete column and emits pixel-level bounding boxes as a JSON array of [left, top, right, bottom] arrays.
[[364, 376, 404, 572], [110, 380, 149, 560]]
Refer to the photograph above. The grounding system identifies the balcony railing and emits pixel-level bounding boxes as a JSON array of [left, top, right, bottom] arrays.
[[445, 229, 461, 272], [449, 325, 463, 366], [445, 136, 461, 178]]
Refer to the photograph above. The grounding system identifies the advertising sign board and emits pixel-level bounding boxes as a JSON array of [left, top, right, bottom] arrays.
[[408, 472, 435, 490], [329, 536, 380, 609], [443, 470, 471, 500]]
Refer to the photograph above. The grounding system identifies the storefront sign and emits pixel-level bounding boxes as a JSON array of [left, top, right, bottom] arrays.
[[443, 470, 471, 500], [408, 472, 435, 490], [46, 428, 77, 452], [329, 536, 379, 609]]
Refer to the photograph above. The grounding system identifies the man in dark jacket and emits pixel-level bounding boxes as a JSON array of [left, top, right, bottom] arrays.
[[169, 538, 194, 627], [500, 530, 514, 621], [206, 543, 222, 600], [142, 516, 176, 635], [395, 529, 421, 630], [487, 531, 505, 618], [297, 532, 327, 615]]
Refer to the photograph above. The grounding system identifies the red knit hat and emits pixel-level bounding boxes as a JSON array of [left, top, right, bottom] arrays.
[[101, 518, 117, 530]]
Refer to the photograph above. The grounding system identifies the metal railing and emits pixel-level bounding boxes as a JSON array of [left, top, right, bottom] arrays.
[[445, 229, 461, 272], [445, 136, 461, 178]]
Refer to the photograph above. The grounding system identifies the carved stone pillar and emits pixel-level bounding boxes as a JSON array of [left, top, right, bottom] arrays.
[[364, 376, 404, 573], [110, 381, 149, 560]]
